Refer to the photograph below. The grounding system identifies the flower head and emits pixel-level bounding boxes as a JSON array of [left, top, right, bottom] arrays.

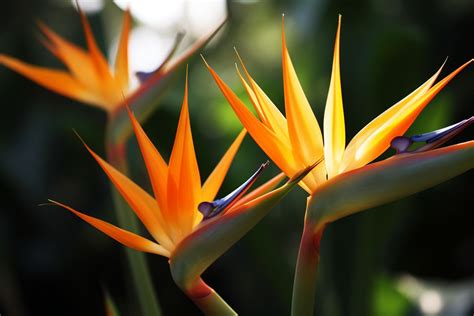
[[48, 74, 297, 258], [204, 15, 472, 194], [0, 9, 132, 111], [0, 8, 223, 115]]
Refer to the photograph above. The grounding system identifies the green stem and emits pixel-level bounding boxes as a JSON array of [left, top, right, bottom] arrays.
[[292, 221, 325, 316], [105, 121, 162, 316], [184, 278, 237, 315]]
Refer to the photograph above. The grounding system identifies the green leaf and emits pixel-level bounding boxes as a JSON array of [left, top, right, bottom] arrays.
[[308, 141, 474, 229]]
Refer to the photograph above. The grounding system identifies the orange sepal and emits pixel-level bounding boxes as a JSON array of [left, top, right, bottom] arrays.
[[167, 73, 201, 236], [0, 54, 105, 108], [115, 10, 131, 91], [79, 138, 174, 250], [49, 200, 170, 257], [201, 129, 247, 202]]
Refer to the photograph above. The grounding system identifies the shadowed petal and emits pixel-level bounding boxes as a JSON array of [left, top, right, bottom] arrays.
[[0, 54, 105, 107], [114, 10, 131, 92], [324, 15, 346, 179], [37, 21, 99, 88], [78, 9, 111, 81], [49, 200, 170, 257]]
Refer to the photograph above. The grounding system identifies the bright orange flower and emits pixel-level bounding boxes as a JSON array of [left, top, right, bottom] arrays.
[[0, 9, 219, 115], [48, 75, 290, 257], [204, 15, 472, 194], [0, 10, 132, 111]]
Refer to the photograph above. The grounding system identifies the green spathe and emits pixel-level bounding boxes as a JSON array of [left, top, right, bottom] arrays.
[[291, 141, 474, 316]]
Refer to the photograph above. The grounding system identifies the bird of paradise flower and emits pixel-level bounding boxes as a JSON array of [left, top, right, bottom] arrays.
[[48, 73, 318, 314], [0, 8, 220, 116], [204, 15, 473, 315]]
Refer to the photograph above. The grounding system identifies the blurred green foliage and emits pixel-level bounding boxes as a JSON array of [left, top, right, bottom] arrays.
[[0, 0, 472, 315]]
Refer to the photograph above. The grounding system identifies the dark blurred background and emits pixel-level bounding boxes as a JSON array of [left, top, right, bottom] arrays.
[[0, 0, 473, 315]]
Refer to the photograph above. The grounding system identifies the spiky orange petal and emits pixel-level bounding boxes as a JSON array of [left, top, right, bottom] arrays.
[[323, 15, 346, 179], [167, 74, 201, 237], [234, 56, 289, 143], [114, 10, 131, 92], [205, 60, 299, 179], [281, 16, 325, 185], [50, 200, 170, 257], [37, 21, 99, 89], [80, 140, 174, 250], [0, 54, 105, 107], [341, 59, 472, 172], [78, 9, 111, 81]]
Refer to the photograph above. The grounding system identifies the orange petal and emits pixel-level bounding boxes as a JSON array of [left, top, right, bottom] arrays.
[[167, 73, 201, 237], [234, 52, 289, 142], [0, 54, 105, 108], [323, 15, 346, 179], [78, 9, 112, 81], [281, 16, 325, 184], [37, 21, 100, 90], [114, 10, 131, 91], [341, 59, 472, 172], [80, 139, 174, 251], [128, 108, 169, 215], [204, 59, 300, 179], [201, 129, 247, 203], [49, 200, 170, 257]]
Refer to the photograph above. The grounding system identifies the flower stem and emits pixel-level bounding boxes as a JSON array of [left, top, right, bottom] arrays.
[[105, 122, 162, 316], [291, 220, 325, 316], [185, 278, 237, 315]]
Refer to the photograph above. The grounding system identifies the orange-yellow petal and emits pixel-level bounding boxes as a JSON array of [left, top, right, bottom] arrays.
[[204, 60, 299, 178], [78, 9, 111, 81], [341, 59, 472, 172], [114, 10, 131, 91], [234, 54, 289, 142], [49, 200, 170, 257], [167, 74, 201, 236], [201, 129, 247, 203], [80, 140, 174, 250], [281, 17, 326, 185], [128, 108, 168, 212], [0, 54, 105, 108], [37, 21, 99, 90], [323, 15, 346, 179]]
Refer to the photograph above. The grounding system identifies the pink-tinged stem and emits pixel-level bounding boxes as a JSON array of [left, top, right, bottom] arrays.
[[183, 278, 237, 315], [292, 220, 325, 316], [105, 121, 162, 316]]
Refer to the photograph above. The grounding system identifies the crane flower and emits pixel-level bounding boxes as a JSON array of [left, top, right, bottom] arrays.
[[48, 74, 317, 313], [0, 8, 222, 115], [49, 75, 258, 256], [204, 15, 473, 315], [204, 15, 472, 194]]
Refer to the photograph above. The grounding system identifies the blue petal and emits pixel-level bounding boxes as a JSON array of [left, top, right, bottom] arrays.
[[411, 117, 473, 143], [198, 161, 270, 220], [391, 117, 473, 154]]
